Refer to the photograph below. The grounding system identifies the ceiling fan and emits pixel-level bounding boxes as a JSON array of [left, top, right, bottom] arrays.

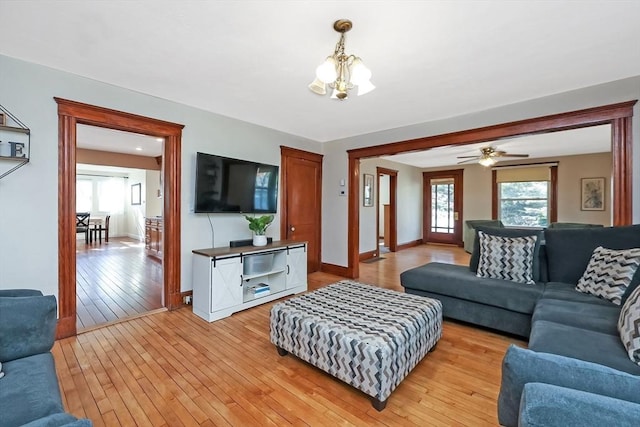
[[457, 146, 529, 166]]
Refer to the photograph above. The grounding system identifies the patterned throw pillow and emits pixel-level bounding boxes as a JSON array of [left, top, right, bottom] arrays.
[[618, 285, 640, 366], [576, 246, 640, 305], [476, 231, 537, 285]]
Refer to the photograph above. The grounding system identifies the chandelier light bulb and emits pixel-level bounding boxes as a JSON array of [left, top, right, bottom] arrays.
[[316, 57, 338, 83], [350, 58, 372, 85]]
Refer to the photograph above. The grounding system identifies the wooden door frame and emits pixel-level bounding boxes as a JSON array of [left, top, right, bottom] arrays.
[[375, 167, 398, 257], [280, 146, 323, 272], [347, 101, 636, 278], [423, 169, 464, 246], [56, 98, 184, 339]]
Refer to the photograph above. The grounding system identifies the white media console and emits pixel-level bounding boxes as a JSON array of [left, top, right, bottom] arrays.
[[191, 240, 307, 322]]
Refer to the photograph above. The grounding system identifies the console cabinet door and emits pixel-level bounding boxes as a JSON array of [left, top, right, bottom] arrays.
[[211, 257, 243, 312], [286, 245, 307, 289]]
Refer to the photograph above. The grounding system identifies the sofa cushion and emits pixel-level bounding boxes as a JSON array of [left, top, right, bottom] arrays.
[[476, 231, 537, 285], [0, 295, 57, 363], [400, 262, 545, 314], [542, 282, 618, 306], [575, 246, 640, 305], [518, 383, 640, 427], [498, 345, 640, 427], [532, 298, 620, 335], [618, 285, 640, 367], [529, 320, 640, 375], [544, 225, 640, 298], [0, 353, 65, 427], [470, 226, 543, 282]]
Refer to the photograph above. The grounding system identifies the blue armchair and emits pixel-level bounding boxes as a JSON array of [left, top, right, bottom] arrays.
[[0, 290, 92, 427]]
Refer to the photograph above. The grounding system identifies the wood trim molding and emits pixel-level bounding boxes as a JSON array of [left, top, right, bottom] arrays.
[[347, 101, 637, 159], [320, 262, 352, 277], [397, 239, 423, 251], [55, 97, 184, 339], [359, 249, 377, 262], [347, 101, 636, 279]]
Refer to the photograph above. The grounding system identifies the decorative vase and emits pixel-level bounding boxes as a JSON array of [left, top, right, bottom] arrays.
[[253, 235, 267, 247]]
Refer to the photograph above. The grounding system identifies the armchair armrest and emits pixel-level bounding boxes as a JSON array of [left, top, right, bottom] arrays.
[[498, 345, 640, 427], [0, 293, 57, 362], [519, 382, 640, 427]]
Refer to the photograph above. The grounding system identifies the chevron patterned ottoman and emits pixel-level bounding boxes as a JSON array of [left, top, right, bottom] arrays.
[[270, 280, 442, 410]]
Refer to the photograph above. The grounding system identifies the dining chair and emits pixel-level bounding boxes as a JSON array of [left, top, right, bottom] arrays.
[[75, 212, 91, 244], [93, 215, 111, 244]]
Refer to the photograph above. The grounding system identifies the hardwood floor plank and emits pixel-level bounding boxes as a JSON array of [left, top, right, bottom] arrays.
[[76, 237, 163, 331], [55, 244, 524, 426]]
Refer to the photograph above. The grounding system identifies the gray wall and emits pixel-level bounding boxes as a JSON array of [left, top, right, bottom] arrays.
[[0, 54, 319, 296]]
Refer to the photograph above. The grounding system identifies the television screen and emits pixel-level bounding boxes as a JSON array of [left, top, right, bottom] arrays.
[[194, 152, 279, 213]]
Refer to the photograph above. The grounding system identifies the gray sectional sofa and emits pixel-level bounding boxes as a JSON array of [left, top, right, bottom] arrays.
[[400, 225, 640, 426], [0, 290, 92, 427]]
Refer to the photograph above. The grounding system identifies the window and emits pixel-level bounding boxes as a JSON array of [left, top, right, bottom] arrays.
[[76, 175, 125, 214], [493, 164, 557, 227], [499, 181, 549, 227], [431, 179, 455, 233]]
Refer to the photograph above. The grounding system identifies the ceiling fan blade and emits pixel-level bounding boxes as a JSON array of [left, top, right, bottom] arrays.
[[457, 158, 478, 164], [456, 155, 480, 159], [500, 154, 530, 158]]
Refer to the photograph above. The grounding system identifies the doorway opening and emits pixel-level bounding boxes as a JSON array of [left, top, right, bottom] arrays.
[[347, 101, 636, 278], [74, 126, 165, 331], [423, 169, 463, 246], [56, 98, 184, 339], [375, 167, 398, 258]]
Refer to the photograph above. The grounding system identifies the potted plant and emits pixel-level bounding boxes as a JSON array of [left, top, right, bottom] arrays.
[[244, 214, 274, 246]]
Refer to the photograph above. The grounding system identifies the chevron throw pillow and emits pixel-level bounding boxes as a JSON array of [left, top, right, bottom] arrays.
[[476, 231, 537, 285], [618, 285, 640, 366], [576, 246, 640, 305]]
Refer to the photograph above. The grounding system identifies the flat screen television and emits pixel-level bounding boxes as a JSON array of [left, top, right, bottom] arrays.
[[194, 152, 279, 213]]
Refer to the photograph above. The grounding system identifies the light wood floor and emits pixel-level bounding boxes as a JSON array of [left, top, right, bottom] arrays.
[[56, 244, 525, 426], [76, 237, 163, 331]]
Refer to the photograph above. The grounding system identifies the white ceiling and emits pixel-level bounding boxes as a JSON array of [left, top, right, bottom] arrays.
[[383, 124, 612, 168], [76, 124, 163, 157], [1, 1, 639, 146]]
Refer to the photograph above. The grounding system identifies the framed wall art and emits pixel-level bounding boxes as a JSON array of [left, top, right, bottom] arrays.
[[581, 177, 605, 211]]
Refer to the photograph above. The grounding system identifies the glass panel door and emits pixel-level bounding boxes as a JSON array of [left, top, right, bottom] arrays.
[[431, 178, 455, 234]]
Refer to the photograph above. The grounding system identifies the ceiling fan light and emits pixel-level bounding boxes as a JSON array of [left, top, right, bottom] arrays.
[[315, 57, 337, 83], [478, 157, 497, 167], [308, 78, 327, 95], [357, 79, 375, 96]]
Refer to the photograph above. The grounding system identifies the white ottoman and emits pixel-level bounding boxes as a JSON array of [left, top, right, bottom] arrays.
[[270, 280, 442, 410]]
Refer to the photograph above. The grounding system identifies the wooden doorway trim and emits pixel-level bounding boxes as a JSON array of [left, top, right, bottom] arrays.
[[280, 146, 323, 272], [375, 167, 398, 257], [347, 101, 636, 278], [423, 169, 464, 246], [55, 98, 184, 339]]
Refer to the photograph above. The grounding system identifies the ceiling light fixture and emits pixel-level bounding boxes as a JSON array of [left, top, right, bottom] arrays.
[[309, 19, 375, 100], [478, 156, 497, 167]]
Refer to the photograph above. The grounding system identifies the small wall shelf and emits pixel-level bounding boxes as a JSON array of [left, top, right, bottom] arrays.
[[0, 104, 31, 180]]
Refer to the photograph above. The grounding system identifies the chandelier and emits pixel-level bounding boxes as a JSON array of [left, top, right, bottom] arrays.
[[308, 19, 375, 100]]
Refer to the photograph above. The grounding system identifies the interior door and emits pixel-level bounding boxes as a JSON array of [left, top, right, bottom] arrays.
[[423, 169, 463, 245], [280, 147, 323, 273]]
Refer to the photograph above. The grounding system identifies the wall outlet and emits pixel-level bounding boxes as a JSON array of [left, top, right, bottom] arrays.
[[339, 189, 346, 196]]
